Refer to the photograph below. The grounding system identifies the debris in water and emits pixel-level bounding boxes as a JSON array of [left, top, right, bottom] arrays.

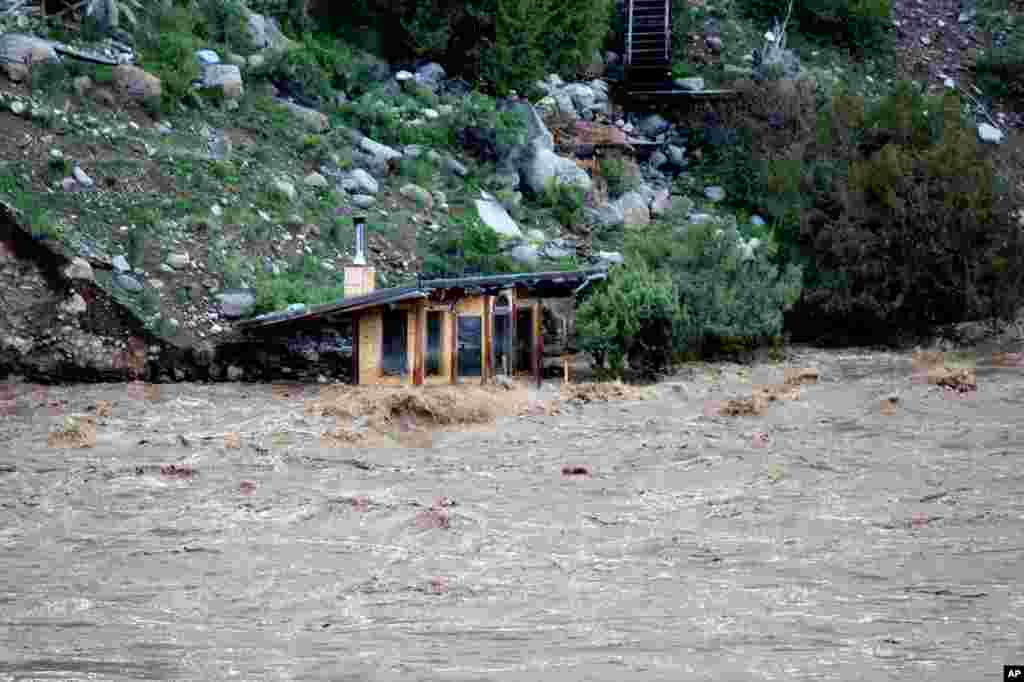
[[719, 396, 767, 417], [992, 351, 1024, 367], [562, 465, 590, 476], [224, 432, 242, 449], [929, 367, 976, 392], [350, 495, 370, 512], [94, 400, 113, 417], [910, 512, 931, 528], [47, 415, 96, 449], [239, 480, 257, 494], [160, 464, 195, 479], [751, 432, 770, 448], [427, 577, 449, 594], [766, 463, 785, 483], [784, 367, 819, 385], [880, 395, 900, 415], [415, 508, 450, 529], [753, 383, 800, 403]]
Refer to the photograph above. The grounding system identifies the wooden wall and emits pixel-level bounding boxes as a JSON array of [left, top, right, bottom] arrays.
[[354, 289, 524, 386]]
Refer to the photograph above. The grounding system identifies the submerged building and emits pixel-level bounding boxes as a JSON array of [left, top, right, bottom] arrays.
[[234, 219, 608, 386]]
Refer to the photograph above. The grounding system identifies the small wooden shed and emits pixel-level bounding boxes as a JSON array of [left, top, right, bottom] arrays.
[[235, 267, 609, 387]]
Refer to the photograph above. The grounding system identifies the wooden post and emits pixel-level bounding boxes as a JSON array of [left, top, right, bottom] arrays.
[[482, 295, 493, 385], [412, 304, 425, 386], [510, 292, 518, 376], [351, 312, 360, 385], [448, 311, 458, 385], [563, 356, 569, 384]]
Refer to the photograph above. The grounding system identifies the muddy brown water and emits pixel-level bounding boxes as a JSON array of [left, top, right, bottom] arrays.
[[1, 346, 1023, 681]]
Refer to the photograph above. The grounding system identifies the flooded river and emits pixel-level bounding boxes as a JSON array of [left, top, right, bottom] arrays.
[[1, 346, 1022, 681]]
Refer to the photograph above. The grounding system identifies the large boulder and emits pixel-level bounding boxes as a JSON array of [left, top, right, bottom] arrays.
[[201, 64, 244, 99], [359, 137, 402, 164], [474, 193, 522, 238], [520, 148, 593, 196], [112, 65, 162, 102], [616, 191, 651, 226], [244, 10, 296, 53]]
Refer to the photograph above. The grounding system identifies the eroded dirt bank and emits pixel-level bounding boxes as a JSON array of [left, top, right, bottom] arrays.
[[1, 345, 1022, 681]]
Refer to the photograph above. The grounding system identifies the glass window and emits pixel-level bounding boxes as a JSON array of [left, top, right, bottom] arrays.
[[381, 310, 408, 376]]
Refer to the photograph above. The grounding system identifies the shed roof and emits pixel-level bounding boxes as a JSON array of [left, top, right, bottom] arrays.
[[234, 266, 610, 331]]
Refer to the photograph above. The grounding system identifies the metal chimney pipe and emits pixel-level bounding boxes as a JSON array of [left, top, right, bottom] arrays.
[[353, 215, 366, 266]]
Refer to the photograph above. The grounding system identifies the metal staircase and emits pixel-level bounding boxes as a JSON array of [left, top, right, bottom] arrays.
[[625, 0, 672, 88]]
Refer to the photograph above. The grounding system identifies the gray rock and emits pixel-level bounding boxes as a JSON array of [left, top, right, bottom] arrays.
[[474, 197, 522, 238], [675, 77, 705, 91], [58, 292, 88, 316], [348, 169, 379, 195], [63, 257, 94, 282], [704, 185, 726, 202], [751, 214, 767, 227], [359, 137, 402, 164], [303, 172, 328, 188], [415, 62, 446, 91], [541, 238, 576, 259], [216, 289, 256, 319], [244, 10, 295, 52], [520, 148, 592, 195], [273, 180, 296, 201], [564, 83, 596, 112], [395, 70, 414, 82], [114, 273, 143, 293], [650, 189, 673, 217], [650, 151, 669, 169], [196, 48, 220, 65], [509, 244, 539, 266], [201, 64, 244, 98], [426, 150, 443, 164], [112, 255, 131, 272], [73, 166, 94, 188], [352, 194, 376, 208], [586, 202, 625, 228], [0, 34, 58, 82], [446, 157, 468, 177], [226, 365, 245, 381], [978, 123, 1004, 144], [166, 253, 190, 270], [637, 113, 671, 138], [616, 191, 652, 226], [666, 144, 686, 166]]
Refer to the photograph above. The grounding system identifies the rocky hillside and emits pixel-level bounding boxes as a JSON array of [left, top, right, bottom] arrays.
[[0, 0, 1021, 382]]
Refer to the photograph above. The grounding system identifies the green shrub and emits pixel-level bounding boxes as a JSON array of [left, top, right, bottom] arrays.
[[424, 213, 518, 276], [136, 7, 203, 113], [974, 39, 1024, 103], [577, 263, 683, 378], [628, 216, 803, 356], [740, 0, 892, 49], [599, 157, 640, 197], [790, 88, 1024, 340], [398, 157, 435, 188], [541, 179, 587, 228]]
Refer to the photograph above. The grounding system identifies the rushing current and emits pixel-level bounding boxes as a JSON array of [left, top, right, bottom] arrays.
[[1, 346, 1022, 681]]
